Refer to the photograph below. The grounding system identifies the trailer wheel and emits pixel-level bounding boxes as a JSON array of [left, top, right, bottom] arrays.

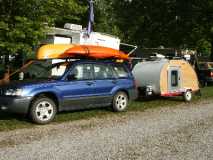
[[183, 90, 192, 102]]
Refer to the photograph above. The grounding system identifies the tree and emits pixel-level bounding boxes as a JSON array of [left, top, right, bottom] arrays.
[[102, 0, 213, 61], [94, 0, 124, 38], [0, 0, 87, 62], [0, 0, 49, 58], [43, 0, 87, 27]]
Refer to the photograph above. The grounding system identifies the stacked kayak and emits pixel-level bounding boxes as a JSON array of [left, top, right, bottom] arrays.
[[37, 44, 129, 60]]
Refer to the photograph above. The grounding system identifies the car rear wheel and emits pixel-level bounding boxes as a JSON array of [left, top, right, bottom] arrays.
[[183, 90, 192, 102], [29, 97, 57, 124], [112, 91, 128, 112]]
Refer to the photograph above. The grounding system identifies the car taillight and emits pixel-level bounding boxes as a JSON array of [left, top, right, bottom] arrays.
[[210, 72, 213, 77]]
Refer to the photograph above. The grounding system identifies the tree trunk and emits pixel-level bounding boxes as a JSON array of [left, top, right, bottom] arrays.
[[4, 54, 9, 68], [210, 40, 213, 61]]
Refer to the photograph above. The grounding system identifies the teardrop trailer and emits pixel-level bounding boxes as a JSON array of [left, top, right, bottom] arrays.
[[132, 59, 200, 101]]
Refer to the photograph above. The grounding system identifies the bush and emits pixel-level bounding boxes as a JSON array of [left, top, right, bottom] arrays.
[[196, 39, 211, 57]]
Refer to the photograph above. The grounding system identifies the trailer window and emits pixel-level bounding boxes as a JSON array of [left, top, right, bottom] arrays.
[[171, 70, 178, 87]]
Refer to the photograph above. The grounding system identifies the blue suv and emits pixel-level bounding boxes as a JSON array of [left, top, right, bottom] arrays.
[[0, 60, 137, 124]]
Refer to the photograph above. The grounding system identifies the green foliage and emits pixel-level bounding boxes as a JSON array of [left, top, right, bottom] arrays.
[[0, 0, 48, 56], [0, 0, 87, 58], [43, 0, 87, 27], [196, 39, 211, 57], [94, 0, 213, 56], [1, 0, 213, 59], [0, 16, 47, 56], [94, 0, 124, 38]]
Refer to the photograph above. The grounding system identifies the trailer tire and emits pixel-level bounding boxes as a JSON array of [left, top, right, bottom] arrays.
[[183, 90, 192, 102]]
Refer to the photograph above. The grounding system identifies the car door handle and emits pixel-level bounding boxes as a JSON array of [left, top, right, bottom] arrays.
[[112, 80, 117, 84], [86, 81, 94, 86]]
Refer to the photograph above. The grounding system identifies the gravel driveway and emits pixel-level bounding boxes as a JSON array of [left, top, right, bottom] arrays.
[[1, 100, 213, 160]]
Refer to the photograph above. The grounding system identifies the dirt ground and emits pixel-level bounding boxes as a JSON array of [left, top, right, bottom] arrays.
[[0, 100, 213, 160]]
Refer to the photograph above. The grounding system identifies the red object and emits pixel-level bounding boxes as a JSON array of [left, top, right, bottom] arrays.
[[60, 45, 129, 60], [161, 92, 183, 97]]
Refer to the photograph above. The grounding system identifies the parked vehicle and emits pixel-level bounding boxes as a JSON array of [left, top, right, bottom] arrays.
[[197, 62, 213, 86], [132, 59, 200, 101], [0, 60, 137, 124]]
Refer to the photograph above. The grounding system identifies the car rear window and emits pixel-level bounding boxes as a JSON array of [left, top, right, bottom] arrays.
[[94, 64, 114, 79], [70, 64, 93, 80], [113, 65, 129, 78]]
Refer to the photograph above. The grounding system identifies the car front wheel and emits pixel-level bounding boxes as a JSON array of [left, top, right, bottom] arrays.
[[29, 97, 57, 124], [112, 91, 128, 112]]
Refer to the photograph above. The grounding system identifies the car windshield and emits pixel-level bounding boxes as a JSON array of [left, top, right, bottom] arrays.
[[10, 60, 69, 81]]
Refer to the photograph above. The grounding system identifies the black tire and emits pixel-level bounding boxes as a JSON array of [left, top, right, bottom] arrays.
[[183, 90, 192, 102], [29, 97, 57, 124], [112, 91, 128, 112]]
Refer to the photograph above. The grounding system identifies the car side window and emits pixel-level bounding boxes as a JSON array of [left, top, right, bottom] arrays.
[[94, 64, 114, 79], [68, 64, 93, 81], [113, 65, 129, 78]]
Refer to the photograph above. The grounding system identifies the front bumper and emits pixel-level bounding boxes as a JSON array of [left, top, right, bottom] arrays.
[[0, 96, 32, 114]]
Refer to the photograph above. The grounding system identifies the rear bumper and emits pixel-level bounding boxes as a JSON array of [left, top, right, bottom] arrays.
[[199, 76, 213, 83], [161, 89, 201, 97], [0, 96, 32, 114], [205, 77, 213, 82]]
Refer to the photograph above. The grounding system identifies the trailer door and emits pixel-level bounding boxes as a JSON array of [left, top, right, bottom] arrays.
[[168, 67, 181, 92]]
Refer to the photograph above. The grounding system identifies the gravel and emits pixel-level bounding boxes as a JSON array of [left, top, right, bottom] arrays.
[[1, 100, 213, 160]]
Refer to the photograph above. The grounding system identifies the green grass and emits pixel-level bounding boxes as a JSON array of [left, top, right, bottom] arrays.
[[0, 87, 213, 132]]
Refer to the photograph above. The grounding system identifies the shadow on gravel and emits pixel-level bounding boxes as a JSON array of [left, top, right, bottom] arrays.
[[136, 96, 184, 102]]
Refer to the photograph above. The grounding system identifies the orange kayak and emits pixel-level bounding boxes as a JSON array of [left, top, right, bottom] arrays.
[[37, 44, 75, 59], [37, 44, 129, 60], [62, 45, 129, 60]]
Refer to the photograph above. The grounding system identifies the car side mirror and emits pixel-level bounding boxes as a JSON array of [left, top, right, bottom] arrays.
[[67, 74, 77, 81]]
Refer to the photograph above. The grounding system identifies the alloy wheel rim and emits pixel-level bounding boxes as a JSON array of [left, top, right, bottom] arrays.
[[35, 101, 54, 121], [116, 94, 127, 110]]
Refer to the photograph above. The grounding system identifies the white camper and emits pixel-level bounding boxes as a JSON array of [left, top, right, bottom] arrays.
[[42, 23, 120, 50]]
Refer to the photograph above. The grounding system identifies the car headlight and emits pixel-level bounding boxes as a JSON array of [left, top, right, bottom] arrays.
[[5, 88, 23, 96]]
